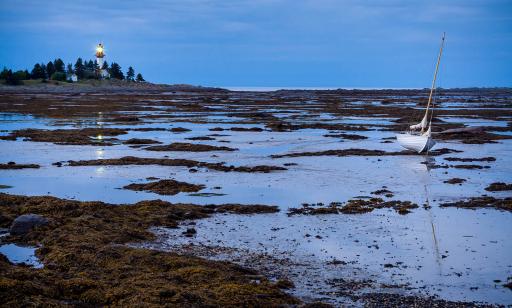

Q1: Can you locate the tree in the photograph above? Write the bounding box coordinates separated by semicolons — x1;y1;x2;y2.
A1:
126;66;135;81
51;72;67;81
136;73;145;82
101;61;108;70
31;63;45;79
54;58;65;73
46;61;56;78
66;63;73;75
41;63;47;79
74;58;84;79
85;60;94;71
109;62;124;80
4;69;23;85
0;67;9;79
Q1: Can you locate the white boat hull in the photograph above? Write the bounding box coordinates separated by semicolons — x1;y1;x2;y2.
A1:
396;133;436;153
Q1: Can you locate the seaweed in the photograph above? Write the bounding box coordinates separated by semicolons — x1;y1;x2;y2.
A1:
440;197;512;212
145;142;237;152
288;199;418;216
485;182;512;192
0;162;40;169
0;128;127;146
66;156;286;173
123;179;205;195
0;193;295;306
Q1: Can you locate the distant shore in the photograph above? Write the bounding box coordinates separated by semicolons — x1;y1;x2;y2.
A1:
0;79;510;94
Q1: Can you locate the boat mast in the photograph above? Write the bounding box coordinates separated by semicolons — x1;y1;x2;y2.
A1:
422;32;445;133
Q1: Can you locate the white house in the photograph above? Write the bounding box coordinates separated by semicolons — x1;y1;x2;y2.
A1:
68;74;78;82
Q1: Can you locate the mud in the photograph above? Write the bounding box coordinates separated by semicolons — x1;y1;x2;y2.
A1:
440;197;512;212
145;142;237;152
123;179;206;195
66;156;287;173
0;162;40;169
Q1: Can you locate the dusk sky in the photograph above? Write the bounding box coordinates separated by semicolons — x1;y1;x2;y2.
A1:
1;0;510;88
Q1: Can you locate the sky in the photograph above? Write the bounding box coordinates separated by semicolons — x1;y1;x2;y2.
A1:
0;0;511;88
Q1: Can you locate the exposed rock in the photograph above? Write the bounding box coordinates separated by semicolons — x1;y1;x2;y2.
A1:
10;214;49;236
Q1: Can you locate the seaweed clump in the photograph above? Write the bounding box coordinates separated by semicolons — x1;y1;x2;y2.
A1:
444;157;496;162
437;129;512;144
323;133;368;140
66;156;286;173
123;179;205;195
288;198;418;216
271;148;460;158
440;197;512;212
0;162;40;169
0;128;127;146
145;142;237;152
444;178;466;185
485;182;512;192
123;138;162;145
0;193;296;306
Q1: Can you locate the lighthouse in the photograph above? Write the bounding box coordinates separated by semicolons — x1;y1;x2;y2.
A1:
95;43;109;79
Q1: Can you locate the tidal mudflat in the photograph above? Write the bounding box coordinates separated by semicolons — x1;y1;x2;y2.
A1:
0;85;511;306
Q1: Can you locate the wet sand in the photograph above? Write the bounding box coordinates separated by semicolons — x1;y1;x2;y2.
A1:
0;85;511;306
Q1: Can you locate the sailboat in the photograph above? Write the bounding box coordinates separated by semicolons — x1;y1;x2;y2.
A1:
396;33;445;153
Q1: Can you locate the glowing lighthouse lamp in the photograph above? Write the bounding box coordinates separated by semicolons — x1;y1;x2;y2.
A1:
95;43;109;79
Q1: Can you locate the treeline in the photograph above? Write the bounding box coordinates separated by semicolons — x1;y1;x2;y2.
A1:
1;58;145;85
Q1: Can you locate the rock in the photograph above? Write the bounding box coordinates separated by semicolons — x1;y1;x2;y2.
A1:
182;228;197;237
10;214;48;236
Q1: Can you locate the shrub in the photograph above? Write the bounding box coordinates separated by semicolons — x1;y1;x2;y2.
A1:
51;72;67;81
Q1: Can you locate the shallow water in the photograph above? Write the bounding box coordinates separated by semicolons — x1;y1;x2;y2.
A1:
0;243;42;268
0;103;511;305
